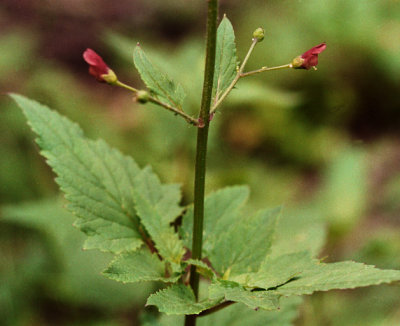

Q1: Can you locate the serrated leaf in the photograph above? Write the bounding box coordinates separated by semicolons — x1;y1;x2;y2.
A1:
212;15;238;103
232;251;315;290
133;167;185;263
11;94;143;254
209;280;280;311
103;248;179;283
134;45;186;109
210;207;280;277
181;186;249;256
146;284;221;315
276;260;400;296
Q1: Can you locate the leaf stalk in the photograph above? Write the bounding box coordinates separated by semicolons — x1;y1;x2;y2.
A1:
115;81;198;126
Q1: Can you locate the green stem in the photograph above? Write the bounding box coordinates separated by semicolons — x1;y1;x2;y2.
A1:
185;0;218;325
115;81;198;126
210;37;259;115
240;63;292;77
148;97;198;126
115;80;139;92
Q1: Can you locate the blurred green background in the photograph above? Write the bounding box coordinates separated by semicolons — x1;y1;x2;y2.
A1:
1;0;400;325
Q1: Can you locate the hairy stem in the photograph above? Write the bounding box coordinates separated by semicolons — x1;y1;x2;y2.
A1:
185;0;218;326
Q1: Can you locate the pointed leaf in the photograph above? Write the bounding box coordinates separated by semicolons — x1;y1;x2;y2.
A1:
209;280;280;311
277;260;400;296
103;248;179;283
212;15;238;102
11;94;142;254
133;167;184;263
134;45;186;109
210;207;280;276
146;284;221;315
181;186;249;255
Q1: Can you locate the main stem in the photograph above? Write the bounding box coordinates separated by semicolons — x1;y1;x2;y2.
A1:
185;1;218;326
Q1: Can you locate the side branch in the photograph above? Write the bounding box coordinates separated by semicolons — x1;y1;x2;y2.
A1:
115;80;199;126
240;64;292;77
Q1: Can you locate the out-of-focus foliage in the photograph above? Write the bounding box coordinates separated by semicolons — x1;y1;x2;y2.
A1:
1;199;153;325
1;0;400;325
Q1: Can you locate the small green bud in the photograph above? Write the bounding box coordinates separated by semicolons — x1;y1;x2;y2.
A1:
252;27;265;42
136;90;150;104
290;56;305;69
101;69;118;84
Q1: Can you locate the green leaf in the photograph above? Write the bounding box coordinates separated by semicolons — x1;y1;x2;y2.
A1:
181;186;249;256
146;284;221;315
209;280;279;311
213;15;238;102
103;248;179;283
232;251;315;290
11;94;142;254
210;207;280;277
134;45;186;109
133;167;184;263
185;259;217;280
276;260;400;296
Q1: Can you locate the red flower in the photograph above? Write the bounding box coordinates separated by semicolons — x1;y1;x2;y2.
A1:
292;42;327;70
83;48;117;83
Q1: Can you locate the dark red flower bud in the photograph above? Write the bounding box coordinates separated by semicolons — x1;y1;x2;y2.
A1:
83;48;117;83
291;42;327;70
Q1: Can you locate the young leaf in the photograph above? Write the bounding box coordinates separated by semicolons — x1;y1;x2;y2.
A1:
146;284;221;315
276;260;400;296
134;45;186;109
181;186;249;256
11;94;142;254
212;15;238;103
210;207;280;277
103;248;180;283
133;167;185;263
209;280;280;311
